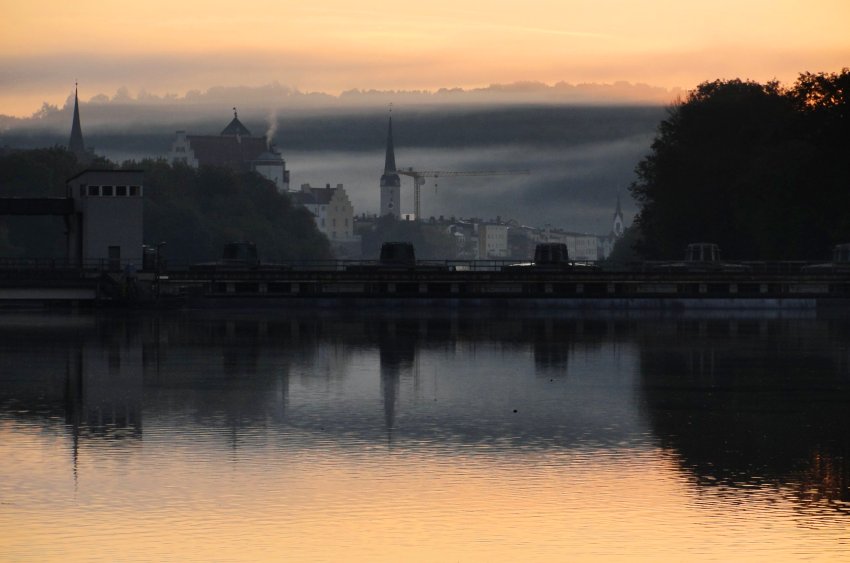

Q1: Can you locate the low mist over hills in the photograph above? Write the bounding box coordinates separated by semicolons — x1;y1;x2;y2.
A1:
0;83;669;233
1;80;677;127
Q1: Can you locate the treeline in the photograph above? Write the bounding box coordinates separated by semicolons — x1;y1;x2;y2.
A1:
0;148;331;263
630;69;850;260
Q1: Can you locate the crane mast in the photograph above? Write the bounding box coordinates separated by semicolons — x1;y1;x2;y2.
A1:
396;168;530;221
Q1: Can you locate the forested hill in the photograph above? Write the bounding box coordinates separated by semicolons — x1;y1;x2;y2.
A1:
630;70;850;261
0;148;331;263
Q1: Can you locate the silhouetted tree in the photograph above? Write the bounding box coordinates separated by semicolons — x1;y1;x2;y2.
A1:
129;159;332;264
630;70;849;260
604;225;642;269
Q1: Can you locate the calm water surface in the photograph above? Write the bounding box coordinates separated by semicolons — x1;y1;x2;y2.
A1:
1;310;848;561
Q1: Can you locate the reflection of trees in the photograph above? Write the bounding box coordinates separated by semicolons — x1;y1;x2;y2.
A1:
637;319;850;513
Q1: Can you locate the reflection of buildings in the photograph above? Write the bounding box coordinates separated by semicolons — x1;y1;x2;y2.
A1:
0;317;145;444
377;321;417;440
65;342;143;439
532;319;573;372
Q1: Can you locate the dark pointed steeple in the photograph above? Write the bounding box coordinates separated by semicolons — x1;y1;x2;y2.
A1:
68;83;86;161
380;117;400;188
384;116;396;173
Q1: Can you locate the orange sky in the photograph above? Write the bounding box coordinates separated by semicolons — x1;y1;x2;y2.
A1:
1;0;849;116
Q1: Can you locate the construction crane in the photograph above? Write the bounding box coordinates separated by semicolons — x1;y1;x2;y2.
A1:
396;168;530;221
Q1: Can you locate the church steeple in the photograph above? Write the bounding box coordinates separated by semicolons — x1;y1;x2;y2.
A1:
379;116;401;218
612;194;625;237
68;83;86;161
384;116;397;173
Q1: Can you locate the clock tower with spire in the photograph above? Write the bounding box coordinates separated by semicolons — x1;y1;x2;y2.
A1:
379;117;401;218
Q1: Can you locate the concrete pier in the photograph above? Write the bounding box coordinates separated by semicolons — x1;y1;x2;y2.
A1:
1;262;849;309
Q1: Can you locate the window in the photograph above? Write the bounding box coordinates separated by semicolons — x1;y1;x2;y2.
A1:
102;186;114;196
88;185;99;196
129;186;140;196
116;186;127;196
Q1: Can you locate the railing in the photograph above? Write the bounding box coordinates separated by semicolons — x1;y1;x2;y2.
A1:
635;260;818;274
0;257;148;274
2;256;839;276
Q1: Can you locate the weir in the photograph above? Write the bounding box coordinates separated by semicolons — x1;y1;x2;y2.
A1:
3;261;848;308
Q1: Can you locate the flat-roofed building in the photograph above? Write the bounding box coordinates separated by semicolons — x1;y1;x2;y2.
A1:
478;223;509;259
66;170;144;268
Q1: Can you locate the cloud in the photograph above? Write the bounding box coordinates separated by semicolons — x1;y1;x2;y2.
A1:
6;42;847;117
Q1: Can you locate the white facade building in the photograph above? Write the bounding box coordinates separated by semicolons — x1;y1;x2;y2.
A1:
478;224;509;259
538;228;600;261
292;183;356;241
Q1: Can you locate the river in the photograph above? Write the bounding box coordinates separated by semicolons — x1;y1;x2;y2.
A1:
1;309;848;561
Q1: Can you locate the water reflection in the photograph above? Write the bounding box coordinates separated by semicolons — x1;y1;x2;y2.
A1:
0;312;644;455
637;318;850;514
1;311;849;560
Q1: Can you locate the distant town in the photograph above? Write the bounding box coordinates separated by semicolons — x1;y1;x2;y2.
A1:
166;107;626;260
56;86;628;262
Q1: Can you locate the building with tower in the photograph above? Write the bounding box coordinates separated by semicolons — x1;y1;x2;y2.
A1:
170;109;290;191
379;117;401;218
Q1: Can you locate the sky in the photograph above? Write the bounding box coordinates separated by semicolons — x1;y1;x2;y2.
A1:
2;0;849;117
